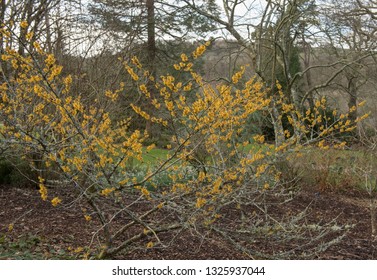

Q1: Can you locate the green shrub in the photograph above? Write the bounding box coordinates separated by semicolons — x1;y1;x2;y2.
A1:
0;158;13;185
0;157;36;188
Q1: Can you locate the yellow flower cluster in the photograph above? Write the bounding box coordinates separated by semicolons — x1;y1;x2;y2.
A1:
105;90;118;102
196;197;207;208
8;223;14;232
124;63;139;81
131;56;142;69
39;183;48;201
0;33;153;209
20;21;28;29
51;197;62;207
192;41;210;59
101;187;115;196
232;66;246;84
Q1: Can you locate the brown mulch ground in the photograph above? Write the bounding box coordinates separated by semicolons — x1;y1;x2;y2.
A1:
0;184;376;259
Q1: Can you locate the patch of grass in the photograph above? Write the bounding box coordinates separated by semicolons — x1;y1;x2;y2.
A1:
122;148;171;171
241;142;273;153
291;146;377;192
141;148;171;164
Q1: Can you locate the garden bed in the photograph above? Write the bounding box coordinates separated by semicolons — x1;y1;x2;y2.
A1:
1;185;376;260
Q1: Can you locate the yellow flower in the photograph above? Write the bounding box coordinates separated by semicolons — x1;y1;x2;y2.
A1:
125;64;139;81
146;241;154;248
141;187;150;197
8;223;14;232
276;81;283;90
45;54;56;66
183;62;192;71
101;187;115;196
173;64;181;70
20;21;28;29
51;197;62;207
84;215;92;222
49;65;63;79
232;66;245;84
181;53;189;62
147;144;156;151
26;31;34;41
165;100;174;112
33;41;40;49
196;197;206;208
74;247;84;253
139;84;148;93
39;183;48;201
255;164;268;177
211;177;222;194
61;165;71;173
192;44;207;59
157;202;164;209
253;134;265;144
183;82;192;91
131;56;142;69
105;90;118;101
198;171;206;182
317;140;329;150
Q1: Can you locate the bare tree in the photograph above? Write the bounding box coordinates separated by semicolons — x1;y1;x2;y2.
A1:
182;0;377;145
318;0;377;122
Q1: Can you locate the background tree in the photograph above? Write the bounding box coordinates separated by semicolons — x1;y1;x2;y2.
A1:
87;0;217;135
182;0;376;144
318;0;377;123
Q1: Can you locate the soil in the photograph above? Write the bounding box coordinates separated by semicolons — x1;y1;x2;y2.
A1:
0;184;376;260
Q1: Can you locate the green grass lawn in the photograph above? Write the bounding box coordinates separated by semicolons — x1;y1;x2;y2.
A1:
141;147;171;164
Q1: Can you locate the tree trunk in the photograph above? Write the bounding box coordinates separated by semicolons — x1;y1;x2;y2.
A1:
145;0;157;137
0;0;7;78
302;40;315;112
45;9;53;53
271;98;285;147
18;0;33;57
347;76;357;123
